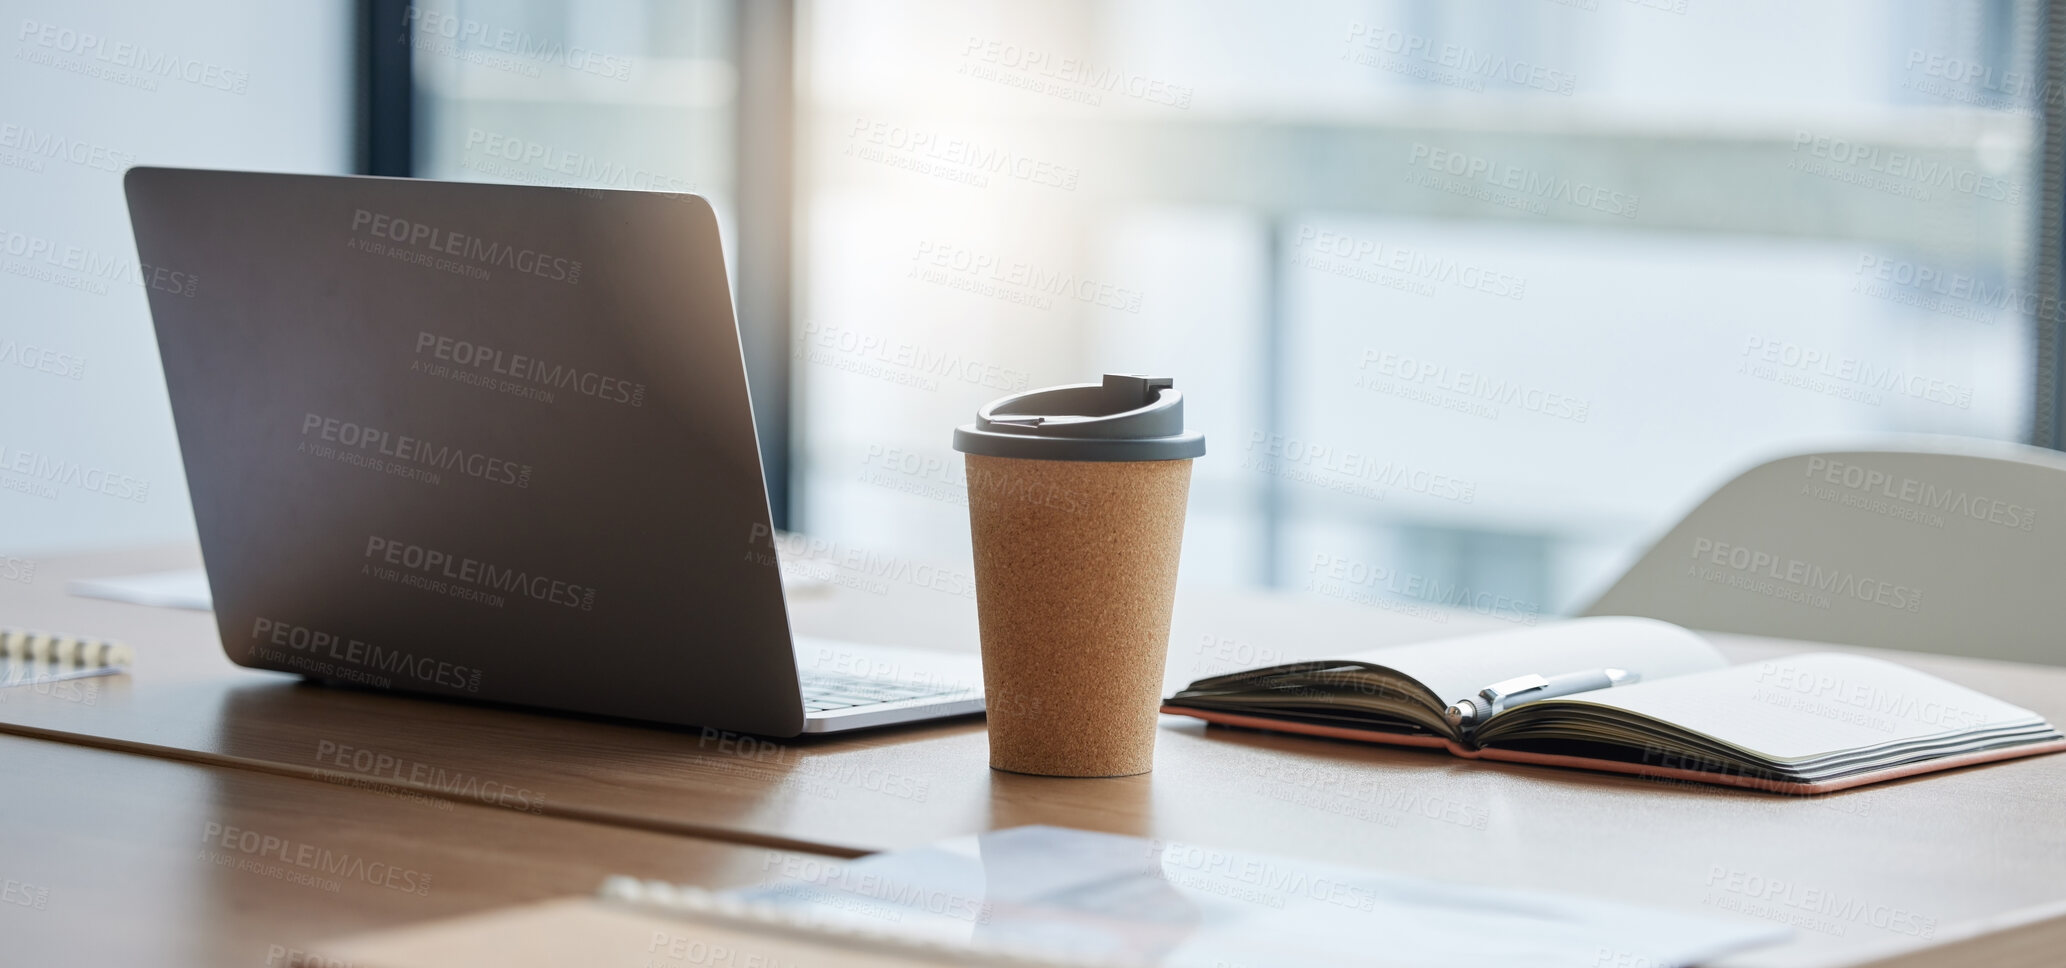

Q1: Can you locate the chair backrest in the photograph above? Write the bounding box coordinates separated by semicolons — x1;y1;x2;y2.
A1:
1583;438;2066;666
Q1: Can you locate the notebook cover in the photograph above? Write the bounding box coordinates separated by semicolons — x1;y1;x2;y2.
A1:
1160;705;2066;794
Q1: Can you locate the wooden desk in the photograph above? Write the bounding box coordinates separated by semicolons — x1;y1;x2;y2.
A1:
0;732;826;967
5;544;2065;967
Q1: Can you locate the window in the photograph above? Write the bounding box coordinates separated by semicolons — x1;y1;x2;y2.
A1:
788;0;2040;618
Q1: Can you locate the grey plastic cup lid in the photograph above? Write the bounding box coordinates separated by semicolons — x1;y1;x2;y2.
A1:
952;374;1206;462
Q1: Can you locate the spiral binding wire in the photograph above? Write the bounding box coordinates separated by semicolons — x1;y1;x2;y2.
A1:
0;628;133;667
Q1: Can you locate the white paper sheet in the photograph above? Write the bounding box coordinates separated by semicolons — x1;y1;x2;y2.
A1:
728;825;1787;968
68;569;214;611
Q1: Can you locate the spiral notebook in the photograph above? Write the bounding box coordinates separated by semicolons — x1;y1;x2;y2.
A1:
1161;617;2066;794
0;628;132;688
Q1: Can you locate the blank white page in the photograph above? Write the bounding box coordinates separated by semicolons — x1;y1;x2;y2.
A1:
1546;652;2046;763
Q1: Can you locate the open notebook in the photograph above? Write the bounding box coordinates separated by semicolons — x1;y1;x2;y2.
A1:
1161;617;2066;793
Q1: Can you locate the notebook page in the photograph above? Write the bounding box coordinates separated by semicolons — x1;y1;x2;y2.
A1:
1337;616;1726;709
1543;652;2046;763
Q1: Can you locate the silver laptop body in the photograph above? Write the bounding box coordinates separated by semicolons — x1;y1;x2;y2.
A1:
125;167;982;737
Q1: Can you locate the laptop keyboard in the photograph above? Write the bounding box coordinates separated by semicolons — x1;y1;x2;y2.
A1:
798;669;970;714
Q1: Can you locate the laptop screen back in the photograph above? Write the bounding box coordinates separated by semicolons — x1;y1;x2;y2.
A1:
125;168;804;735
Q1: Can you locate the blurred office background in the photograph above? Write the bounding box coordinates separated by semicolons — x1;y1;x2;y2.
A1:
1;0;2051;617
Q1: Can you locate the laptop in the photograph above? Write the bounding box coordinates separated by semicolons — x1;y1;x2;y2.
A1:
124;167;984;736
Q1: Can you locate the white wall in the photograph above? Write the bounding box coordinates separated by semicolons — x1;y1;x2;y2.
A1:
0;0;353;555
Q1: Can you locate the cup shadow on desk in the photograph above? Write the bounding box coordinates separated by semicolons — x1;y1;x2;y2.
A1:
983;760;1155;838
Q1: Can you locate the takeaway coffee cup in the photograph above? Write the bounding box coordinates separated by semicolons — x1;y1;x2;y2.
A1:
953;374;1205;777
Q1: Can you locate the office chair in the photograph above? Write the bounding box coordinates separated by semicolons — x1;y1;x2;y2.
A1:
1583;437;2066;666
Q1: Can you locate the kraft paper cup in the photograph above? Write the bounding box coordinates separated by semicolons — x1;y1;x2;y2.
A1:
953;374;1205;777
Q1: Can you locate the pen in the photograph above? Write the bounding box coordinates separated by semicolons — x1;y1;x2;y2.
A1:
1444;668;1637;727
